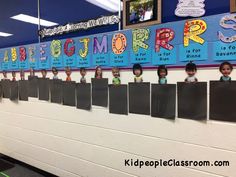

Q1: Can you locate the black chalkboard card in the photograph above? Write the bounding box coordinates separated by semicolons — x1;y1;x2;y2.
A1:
109;84;128;115
76;83;91;110
28;76;38;98
50;79;63;104
10;81;19;101
151;84;176;119
129;82;150;115
177;82;207;120
63;81;76;107
38;78;50;101
2;79;10;98
19;80;29;101
92;78;108;107
210;81;236;122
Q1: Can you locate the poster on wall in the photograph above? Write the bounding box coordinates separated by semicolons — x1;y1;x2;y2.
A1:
212;41;236;61
63;39;77;68
130;29;152;64
50;40;64;68
175;0;205;17
77;37;91;68
28;44;39;70
38;42;50;69
1;13;236;71
152;28;177;65
1;49;11;71
110;33;129;67
10;47;19;70
19;46;29;70
92;35;109;66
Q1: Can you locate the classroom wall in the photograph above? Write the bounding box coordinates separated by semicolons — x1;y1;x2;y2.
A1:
0;68;235;177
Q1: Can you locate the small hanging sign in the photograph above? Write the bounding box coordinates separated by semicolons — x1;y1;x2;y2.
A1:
175;0;205;17
39;15;120;38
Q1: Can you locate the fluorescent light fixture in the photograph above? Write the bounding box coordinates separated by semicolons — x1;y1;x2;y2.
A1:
0;32;13;37
86;0;123;12
11;14;58;27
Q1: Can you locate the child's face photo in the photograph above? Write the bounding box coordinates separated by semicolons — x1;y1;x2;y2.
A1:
97;68;102;76
20;72;24;78
159;69;166;77
186;70;196;77
30;68;35;76
3;72;7;78
42;70;47;77
221;64;232;77
113;71;119;78
53;71;58;76
134;69;141;76
66;70;71;76
80;70;86;77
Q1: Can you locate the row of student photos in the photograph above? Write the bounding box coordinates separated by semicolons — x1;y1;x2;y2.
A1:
0;61;235;123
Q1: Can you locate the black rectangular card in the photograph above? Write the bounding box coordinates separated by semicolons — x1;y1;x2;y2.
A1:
129;82;150;115
28;76;38;98
151;84;176;119
19;80;29;101
109;85;128;115
63;81;76;106
92;78;108;107
10;81;19;101
50;79;63;104
177;82;207;120
2;79;10;98
76;83;91;110
38;78;50;101
210;81;236;122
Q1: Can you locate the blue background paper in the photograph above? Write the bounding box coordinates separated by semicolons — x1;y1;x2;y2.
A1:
152;48;177;65
212;41;236;61
38;42;51;69
28;44;39;70
179;43;208;62
1;13;236;71
1;48;11;71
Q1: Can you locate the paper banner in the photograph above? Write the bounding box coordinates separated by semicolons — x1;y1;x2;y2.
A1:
130;29;151;63
1;49;10;71
39;43;50;69
110;33;129;67
179;42;208;61
10;47;19;70
77;37;91;68
19;46;29;70
63;39;77;67
152;47;177;65
184;19;207;47
50;40;64;68
92;35;109;66
212;41;236;61
28;44;39;70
